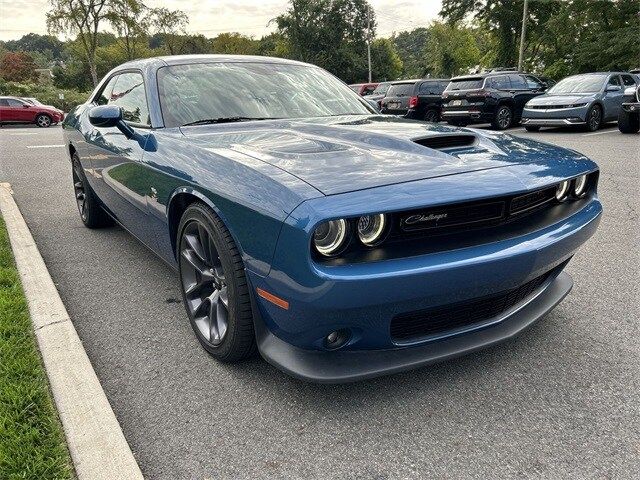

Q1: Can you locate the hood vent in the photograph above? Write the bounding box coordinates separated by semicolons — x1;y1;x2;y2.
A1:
412;134;477;150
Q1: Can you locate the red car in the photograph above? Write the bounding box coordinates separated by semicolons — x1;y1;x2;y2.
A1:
348;82;379;96
0;96;63;127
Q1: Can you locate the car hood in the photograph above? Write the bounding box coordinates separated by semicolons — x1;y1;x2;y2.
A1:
526;93;597;106
180;115;581;195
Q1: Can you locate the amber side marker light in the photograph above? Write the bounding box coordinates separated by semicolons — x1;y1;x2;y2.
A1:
256;288;290;310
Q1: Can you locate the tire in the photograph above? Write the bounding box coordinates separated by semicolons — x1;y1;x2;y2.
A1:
72;154;112;228
177;202;256;362
585;104;602;132
35;114;52;128
447;120;467;127
618;110;640;133
525;126;540;132
491;105;512;130
424;109;439;123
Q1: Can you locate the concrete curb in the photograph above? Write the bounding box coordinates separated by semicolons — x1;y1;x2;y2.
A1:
0;183;144;480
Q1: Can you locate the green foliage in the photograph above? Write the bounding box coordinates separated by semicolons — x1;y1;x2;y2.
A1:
149;7;189;55
392;28;430;78
424;22;482;77
370;38;402;81
0;78;89;111
275;0;375;83
0;216;73;480
211;33;259;55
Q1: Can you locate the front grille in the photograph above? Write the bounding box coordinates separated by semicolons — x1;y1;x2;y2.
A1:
528;105;571;110
413;134;476;150
390;263;565;342
510;187;556;215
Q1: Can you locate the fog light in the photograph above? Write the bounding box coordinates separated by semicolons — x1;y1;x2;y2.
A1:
324;329;350;350
555;180;570;202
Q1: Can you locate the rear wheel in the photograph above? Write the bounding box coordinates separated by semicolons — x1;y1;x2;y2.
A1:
618;110;640;133
585;104;602;132
72;155;112;228
491;105;512;130
35;114;52;128
177;203;256;362
525;125;540;132
424;109;439;123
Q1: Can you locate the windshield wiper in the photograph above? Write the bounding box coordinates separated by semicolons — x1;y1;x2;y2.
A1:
181;116;268;126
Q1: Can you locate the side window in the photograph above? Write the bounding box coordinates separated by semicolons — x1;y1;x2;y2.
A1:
525;75;542;89
418;82;437;94
96;76;119;106
109;72;150;126
438;82;448;93
508;74;528;89
491;75;510;90
0;99;8;106
607;75;621;87
362;86;375;95
621;74;636;87
7;98;26;107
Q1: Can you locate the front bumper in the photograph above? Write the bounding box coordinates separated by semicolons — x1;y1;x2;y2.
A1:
521;106;589;126
254;271;573;383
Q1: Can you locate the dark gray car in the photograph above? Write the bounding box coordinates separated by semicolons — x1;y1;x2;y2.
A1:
522;72;638;131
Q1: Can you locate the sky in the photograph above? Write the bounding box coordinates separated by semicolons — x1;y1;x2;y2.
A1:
0;0;443;42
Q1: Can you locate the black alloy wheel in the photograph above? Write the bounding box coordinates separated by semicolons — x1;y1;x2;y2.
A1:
71;155;112;228
492;105;512;130
586;104;602;132
177;203;256;361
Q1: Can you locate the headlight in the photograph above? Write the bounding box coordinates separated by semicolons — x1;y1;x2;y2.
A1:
555;180;570;202
357;214;388;246
573;174;588;197
569;103;588;108
313;219;348;256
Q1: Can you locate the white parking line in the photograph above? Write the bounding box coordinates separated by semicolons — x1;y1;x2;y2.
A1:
26;144;65;149
582;129;619;137
8;132;39;136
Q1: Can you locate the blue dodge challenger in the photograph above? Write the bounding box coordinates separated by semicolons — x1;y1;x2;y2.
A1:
62;55;602;382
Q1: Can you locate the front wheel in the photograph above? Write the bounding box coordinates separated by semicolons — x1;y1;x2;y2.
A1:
177;203;256;362
72;155;112;228
35;114;52;128
491;105;512;130
586;104;602;132
618;110;640;133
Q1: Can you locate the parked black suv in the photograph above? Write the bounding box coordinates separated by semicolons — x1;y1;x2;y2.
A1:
405;78;450;122
380;80;419;115
441;72;548;129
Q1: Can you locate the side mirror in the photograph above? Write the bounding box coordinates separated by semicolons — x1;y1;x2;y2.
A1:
605;85;621;92
623;86;636;96
23;104;30;108
89;105;135;139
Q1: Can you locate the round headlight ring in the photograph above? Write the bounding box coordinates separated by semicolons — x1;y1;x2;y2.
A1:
555;180;570;202
573;174;588;198
313;219;348;256
357;213;388;246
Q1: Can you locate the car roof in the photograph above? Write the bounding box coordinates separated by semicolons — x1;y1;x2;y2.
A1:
417;78;450;82
117;54;312;71
390;79;421;85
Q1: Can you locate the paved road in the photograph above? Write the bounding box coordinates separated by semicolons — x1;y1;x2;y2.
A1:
1;123;638;479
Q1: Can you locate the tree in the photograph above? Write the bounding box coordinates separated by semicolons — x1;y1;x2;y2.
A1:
275;0;375;83
150;7;189;55
392;28;430;78
370;38;402;81
106;0;149;60
46;0;111;86
0;51;39;82
424;22;482;77
211;33;259;55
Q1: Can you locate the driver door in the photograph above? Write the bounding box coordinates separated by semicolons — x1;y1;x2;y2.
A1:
603;75;623;120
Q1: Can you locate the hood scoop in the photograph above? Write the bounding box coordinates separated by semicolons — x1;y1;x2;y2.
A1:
412;134;477;150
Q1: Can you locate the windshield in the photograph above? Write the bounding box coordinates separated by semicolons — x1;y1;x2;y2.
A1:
547;75;607;94
370;83;390;95
157;62;373;127
446;78;484;91
387;83;414;97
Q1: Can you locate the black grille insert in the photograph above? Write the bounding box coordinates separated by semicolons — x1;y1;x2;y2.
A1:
390;264;565;342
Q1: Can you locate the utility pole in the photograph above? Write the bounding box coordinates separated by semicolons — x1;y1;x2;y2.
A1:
367;6;372;82
517;0;529;72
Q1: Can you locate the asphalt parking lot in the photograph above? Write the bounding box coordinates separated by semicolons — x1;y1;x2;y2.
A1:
0;122;638;479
